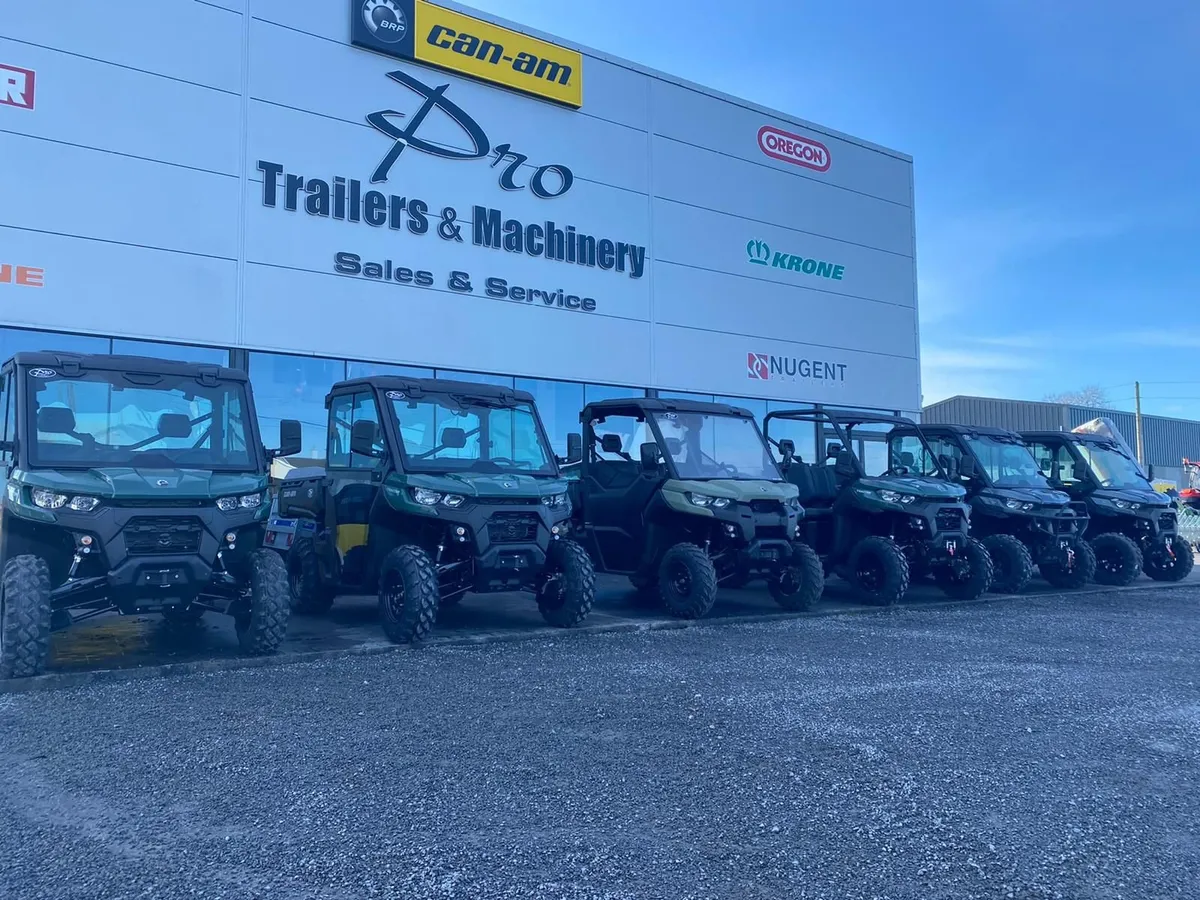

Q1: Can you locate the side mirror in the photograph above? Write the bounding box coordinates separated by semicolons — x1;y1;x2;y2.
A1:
277;419;302;458
600;433;623;455
825;441;843;461
441;426;467;450
778;438;795;462
639;441;660;471
1147;463;1156;480
350;419;379;457
957;455;975;480
564;432;582;465
1070;462;1085;481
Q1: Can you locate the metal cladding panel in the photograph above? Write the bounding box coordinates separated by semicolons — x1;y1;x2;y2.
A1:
921;397;1068;432
2;0;916;411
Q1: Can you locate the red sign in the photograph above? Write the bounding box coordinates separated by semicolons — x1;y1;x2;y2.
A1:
0;264;44;287
747;353;770;381
757;125;830;172
0;63;35;110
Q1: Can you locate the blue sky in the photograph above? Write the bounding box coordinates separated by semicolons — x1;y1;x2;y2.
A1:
469;0;1199;417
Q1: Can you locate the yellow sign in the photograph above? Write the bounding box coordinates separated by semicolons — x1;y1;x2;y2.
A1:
352;0;583;109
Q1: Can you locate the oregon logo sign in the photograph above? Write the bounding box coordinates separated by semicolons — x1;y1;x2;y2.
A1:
350;0;583;108
758;125;830;172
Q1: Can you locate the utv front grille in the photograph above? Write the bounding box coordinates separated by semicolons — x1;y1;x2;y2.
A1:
124;517;204;555
750;500;784;515
111;498;212;509
475;497;537;506
486;512;540;544
1161;512;1177;531
934;508;963;532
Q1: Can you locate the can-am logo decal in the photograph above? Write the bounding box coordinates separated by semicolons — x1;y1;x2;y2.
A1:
256;70;646;316
747;352;847;383
350;0;584;108
0;63;35;110
746;239;845;282
757;125;830;173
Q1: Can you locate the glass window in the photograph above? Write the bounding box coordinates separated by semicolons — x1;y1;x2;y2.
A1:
960;435;1048;488
716;396;768;422
328;394;352;469
515;378;583;457
585;383;644;404
111;339;228;366
346;360;433;380
765;401;817;465
587;413;646;462
0;327;109;360
1029;442;1085;486
652;411;778;480
436;369;514;388
860;440;890;477
0;370;11;468
249;352;345;461
657;390;715;403
30;369;251;469
890;434;936;476
350;392;384;469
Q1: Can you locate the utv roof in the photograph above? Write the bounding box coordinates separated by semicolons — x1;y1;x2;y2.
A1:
766;407;917;427
5;351;248;381
582;397;755;418
900;422;1021;439
1020;430;1119;444
330;375;536;405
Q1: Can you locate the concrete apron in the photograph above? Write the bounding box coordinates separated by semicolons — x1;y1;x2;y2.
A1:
4;565;1200;695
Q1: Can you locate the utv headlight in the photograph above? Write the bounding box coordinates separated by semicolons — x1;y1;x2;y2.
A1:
687;493;730;509
879;490;917;504
68;496;100;512
32;489;68;510
1004;500;1035;512
412;488;442;507
1108;498;1140;510
217;494;263;512
443;494;466;508
543;492;569;509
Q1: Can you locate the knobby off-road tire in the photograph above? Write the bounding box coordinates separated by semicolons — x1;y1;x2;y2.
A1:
288;537;336;615
847;536;910;606
537;539;596;628
1040;537;1096;590
982;534;1035;594
0;555;52;679
938;537;995;601
769;540;825;611
1144;534;1196;583
1091;532;1143;587
378;545;440;644
235;549;291;655
658;542;718;620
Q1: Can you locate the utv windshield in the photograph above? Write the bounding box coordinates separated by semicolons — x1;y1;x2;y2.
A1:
962;434;1050;489
1074;441;1148;490
28;369;254;470
388;391;555;476
652;412;779;481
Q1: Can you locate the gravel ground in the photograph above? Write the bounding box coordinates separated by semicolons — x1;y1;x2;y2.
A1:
4;588;1200;900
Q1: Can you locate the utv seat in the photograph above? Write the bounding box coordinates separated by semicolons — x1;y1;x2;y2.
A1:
788;463;840;510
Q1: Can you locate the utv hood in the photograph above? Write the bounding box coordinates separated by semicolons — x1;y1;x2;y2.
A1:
858;475;966;500
15;467;267;500
980;486;1071;507
401;471;568;500
664;479;799;502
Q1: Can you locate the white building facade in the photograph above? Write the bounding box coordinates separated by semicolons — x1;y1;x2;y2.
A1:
1;0;920;463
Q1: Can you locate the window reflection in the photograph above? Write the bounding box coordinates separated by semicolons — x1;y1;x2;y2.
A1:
347;360;433;380
248;352;345;460
111;339;228;366
436;369;514;388
585;383;645;404
657;390;715;403
0;328;109;359
515;378;584;455
716;395;767;421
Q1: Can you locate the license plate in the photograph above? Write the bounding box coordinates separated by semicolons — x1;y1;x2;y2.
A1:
760;548;780;560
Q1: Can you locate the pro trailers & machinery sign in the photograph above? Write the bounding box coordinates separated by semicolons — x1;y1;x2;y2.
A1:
350;0;584;108
257;69;646;315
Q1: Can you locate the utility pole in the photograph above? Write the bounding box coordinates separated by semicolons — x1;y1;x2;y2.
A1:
1135;381;1145;467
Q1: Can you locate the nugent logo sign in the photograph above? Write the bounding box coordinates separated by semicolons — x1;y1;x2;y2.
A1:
757;126;830;173
747;352;847;383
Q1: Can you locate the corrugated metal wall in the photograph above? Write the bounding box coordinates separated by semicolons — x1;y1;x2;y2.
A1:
922;395;1200;486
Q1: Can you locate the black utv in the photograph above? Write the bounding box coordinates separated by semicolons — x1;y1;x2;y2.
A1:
281;376;595;642
888;424;1096;593
0;352;301;679
1022;431;1193;586
565;397;823;619
762;408;993;605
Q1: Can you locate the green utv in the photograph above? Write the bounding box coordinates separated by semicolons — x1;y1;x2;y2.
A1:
1021;430;1193;586
762;408;993;605
0;352;301;679
887;424;1096;593
565;397;824;619
280;377;595;641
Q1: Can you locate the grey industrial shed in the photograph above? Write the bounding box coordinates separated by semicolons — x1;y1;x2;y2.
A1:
921;395;1200;487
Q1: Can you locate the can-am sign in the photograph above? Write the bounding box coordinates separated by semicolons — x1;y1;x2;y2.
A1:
350;0;583;108
757;125;830;173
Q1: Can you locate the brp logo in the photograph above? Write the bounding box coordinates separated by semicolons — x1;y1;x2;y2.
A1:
361;0;408;44
747;239;770;266
747;353;770;381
